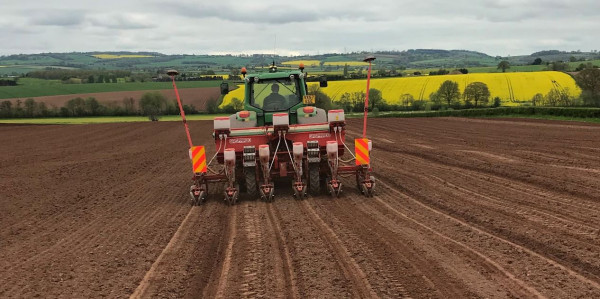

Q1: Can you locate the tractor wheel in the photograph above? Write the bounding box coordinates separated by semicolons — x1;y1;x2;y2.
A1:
308;164;321;195
244;167;259;199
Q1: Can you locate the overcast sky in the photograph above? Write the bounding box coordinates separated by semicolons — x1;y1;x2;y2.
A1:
1;0;598;57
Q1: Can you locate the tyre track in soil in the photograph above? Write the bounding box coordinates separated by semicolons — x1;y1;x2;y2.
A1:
373;177;600;298
364;119;600;202
0;122;212;298
370;144;600;280
130;200;229;298
4;118;600;298
131;204;204;298
0;125;180;256
374;151;600;244
324;188;541;299
347;118;600;297
347;186;545;298
265;202;300;299
200;200;297;299
296;199;379;298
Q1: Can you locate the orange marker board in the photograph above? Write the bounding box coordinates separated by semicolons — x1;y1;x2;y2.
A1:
191;146;207;173
355;138;370;165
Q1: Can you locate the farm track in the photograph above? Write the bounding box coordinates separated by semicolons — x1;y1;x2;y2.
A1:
2;117;600;298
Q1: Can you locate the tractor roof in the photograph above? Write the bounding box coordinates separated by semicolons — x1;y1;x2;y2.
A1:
245;70;304;80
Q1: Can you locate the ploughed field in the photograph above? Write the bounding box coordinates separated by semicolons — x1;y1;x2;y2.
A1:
1;118;600;298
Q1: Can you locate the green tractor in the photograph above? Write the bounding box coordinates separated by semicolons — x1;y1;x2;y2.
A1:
194;63;374;204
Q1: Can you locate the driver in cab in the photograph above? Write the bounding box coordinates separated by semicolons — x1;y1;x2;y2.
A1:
263;83;286;110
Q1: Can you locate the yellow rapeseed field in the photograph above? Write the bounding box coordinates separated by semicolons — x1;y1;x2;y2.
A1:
324;61;369;66
92;54;154;59
282;60;370;67
221;71;580;108
281;60;321;67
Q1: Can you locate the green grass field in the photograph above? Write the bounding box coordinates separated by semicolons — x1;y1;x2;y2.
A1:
0;78;223;99
3;110;599;125
0;114;228;124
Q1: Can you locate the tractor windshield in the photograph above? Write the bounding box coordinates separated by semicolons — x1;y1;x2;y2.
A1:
250;77;301;112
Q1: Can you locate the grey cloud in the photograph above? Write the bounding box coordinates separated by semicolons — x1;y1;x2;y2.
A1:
88;14;157;29
29;9;85;26
165;2;322;24
160;1;395;24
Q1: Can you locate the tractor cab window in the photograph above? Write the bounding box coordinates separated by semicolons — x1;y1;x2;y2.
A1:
250;78;301;111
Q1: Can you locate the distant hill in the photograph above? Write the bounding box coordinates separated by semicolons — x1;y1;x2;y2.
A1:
0;49;598;76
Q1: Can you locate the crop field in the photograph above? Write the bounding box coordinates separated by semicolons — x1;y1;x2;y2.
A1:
1;117;600;298
0;114;228;124
406;59;600;75
281;60;321;67
281;60;370;67
222;71;580;107
92;54;155;59
324;61;370;66
0;78;222;99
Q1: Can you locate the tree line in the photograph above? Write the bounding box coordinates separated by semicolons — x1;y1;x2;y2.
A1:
306;67;600;113
0;92;210;120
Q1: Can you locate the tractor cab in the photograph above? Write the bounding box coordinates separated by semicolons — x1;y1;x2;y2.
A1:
244;71;307;126
221;65;327;126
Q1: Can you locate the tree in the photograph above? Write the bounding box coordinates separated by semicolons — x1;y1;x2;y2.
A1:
400;94;414;109
368;88;383;110
343;64;349;78
463;82;490;107
88;75;95;83
492;97;502;107
436;80;461;107
308;85;333;111
37;102;49;117
0;100;12;117
531;93;543;106
139;92;167;121
548;61;569;71
497;60;510;72
339;92;353;112
122;97;136;115
84;97;100;115
66;97;86;116
231;98;244;111
24;98;36;117
574;68;600;106
532;58;542;65
350;91;366;112
205;98;219;114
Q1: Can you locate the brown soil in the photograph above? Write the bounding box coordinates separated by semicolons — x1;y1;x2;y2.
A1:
1;117;600;298
5;87;220;110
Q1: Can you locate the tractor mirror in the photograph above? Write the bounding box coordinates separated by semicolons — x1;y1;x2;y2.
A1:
319;76;328;88
220;83;229;95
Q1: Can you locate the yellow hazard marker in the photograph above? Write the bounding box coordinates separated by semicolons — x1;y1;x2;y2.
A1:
191;146;207;173
355;138;370;165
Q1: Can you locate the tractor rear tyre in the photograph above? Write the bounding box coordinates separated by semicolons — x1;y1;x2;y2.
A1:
244;167;259;198
308;164;321;195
